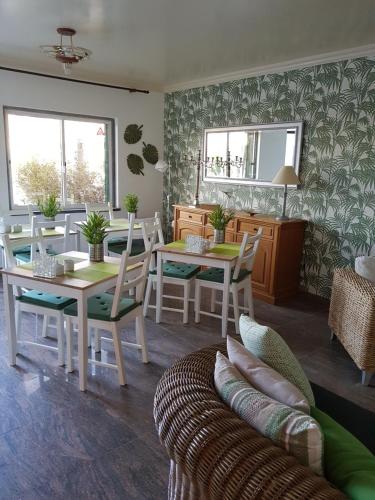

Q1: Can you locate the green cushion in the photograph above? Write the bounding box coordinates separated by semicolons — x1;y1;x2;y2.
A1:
14;248;57;263
107;237;127;246
12;245;32;255
311;406;375;499
16;290;76;310
149;262;200;280
240;316;316;406
196;267;250;283
108;238;145;256
64;292;140;321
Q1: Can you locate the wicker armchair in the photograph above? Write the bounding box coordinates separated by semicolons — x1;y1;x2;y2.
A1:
329;268;375;385
154;344;343;499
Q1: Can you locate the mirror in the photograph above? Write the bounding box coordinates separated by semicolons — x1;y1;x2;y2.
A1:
203;121;303;186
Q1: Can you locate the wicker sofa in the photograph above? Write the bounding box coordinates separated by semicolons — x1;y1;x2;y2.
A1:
154;344;344;499
329;268;375;385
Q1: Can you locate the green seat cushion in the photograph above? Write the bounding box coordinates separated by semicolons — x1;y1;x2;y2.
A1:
14;248;57;263
196;267;250;283
149;262;200;280
64;292;140;322
108;238;145;256
16;290;76;310
12;245;32;255
107;236;127;246
311;406;375;499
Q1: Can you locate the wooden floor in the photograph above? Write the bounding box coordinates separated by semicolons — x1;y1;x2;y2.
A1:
0;285;374;499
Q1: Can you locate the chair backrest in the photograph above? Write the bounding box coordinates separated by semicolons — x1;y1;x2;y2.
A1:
232;228;263;280
110;223;156;319
127;211;164;256
31;214;71;253
85;202;114;220
2;228;45;268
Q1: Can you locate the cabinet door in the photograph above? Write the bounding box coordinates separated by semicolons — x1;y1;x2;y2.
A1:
251;239;273;292
176;220;203;240
237;234;272;292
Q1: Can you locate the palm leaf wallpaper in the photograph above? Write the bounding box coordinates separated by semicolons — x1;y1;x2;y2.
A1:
164;57;375;297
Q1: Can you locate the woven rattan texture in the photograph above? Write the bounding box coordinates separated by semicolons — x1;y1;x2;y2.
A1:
329;268;375;371
154;344;344;499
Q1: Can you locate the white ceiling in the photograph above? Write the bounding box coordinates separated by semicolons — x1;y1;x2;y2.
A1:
0;0;375;91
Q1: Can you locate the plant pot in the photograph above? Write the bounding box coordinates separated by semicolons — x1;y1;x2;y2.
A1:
89;243;104;262
128;211;137;220
44;216;55;229
213;229;224;244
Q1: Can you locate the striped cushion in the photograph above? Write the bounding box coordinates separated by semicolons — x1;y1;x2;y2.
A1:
214;352;323;475
239;315;315;406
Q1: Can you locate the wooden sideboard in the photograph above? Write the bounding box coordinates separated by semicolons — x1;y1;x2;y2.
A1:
173;204;306;304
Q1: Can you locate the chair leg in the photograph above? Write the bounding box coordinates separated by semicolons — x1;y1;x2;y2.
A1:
183;281;190;324
210;289;216;313
15;303;21;353
362;371;373;386
246;278;254;319
56;314;65;366
94;328;101;353
232;285;240;334
112;324;126;386
194;281;201;323
143;277;153;317
136;313;148;363
42;315;48;338
66;317;74;373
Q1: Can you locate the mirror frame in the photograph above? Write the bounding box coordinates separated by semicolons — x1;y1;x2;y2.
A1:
202;121;303;186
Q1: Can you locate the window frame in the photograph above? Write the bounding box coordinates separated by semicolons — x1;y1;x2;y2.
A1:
4;106;116;211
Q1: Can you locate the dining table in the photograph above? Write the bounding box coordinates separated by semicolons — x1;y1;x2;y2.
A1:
1;250;141;391
74;218;142;252
155;240;249;337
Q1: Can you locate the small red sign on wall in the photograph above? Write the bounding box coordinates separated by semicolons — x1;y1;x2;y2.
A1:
97;127;105;135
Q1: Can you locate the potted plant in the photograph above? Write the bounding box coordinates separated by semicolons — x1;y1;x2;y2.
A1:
124;193;139;219
208;205;235;244
37;194;60;225
80;212;110;262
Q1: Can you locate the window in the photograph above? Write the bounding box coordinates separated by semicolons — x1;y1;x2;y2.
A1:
4;107;114;209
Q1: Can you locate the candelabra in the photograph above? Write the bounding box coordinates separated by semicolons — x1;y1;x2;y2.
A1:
184;150;243;206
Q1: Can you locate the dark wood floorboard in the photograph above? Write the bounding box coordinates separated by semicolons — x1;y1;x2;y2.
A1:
0;284;374;499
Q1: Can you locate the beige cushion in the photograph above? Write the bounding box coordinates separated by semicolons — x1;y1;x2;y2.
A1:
227;335;310;414
355;255;375;284
239;315;315;406
214;352;324;475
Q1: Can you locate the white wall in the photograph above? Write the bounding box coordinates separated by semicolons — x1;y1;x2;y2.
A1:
0;70;164;223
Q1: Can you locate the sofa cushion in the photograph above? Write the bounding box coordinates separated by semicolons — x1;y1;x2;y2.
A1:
214;352;323;475
239;315;315;406
355;255;375;284
312;406;375;500
227;335;310;414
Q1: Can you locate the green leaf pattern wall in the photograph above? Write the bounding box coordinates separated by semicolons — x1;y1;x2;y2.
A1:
164;57;375;297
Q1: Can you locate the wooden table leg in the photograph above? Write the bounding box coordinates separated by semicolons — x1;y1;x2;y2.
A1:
3;275;17;365
77;295;88;391
156;251;163;324
221;262;231;338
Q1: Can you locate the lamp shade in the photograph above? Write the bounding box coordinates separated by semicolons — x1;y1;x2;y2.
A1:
272;165;300;185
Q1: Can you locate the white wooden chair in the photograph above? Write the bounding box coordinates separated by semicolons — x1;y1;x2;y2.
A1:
85;202;114;220
2;230;76;366
143;213;201;324
64;221;156;385
194;229;262;333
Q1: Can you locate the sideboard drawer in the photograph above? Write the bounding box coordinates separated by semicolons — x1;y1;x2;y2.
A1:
238;220;274;239
179;210;204;224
